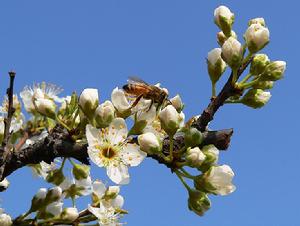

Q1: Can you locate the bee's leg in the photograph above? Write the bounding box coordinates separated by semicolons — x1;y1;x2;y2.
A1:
129;94;143;109
147;100;154;112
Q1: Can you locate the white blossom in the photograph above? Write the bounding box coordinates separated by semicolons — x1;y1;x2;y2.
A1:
86;118;146;184
186;147;206;168
79;88;99;116
60;207;79;222
221;37;243;68
244;23;270;53
138;132;161;154
158;105;181;135
0;209;12;226
88;205;122;226
204;165;236;195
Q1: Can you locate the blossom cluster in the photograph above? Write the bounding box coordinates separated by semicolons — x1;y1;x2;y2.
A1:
0;5;286;226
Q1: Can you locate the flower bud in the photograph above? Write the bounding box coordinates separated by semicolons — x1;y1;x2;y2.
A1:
45;187;62;203
138;132;161;154
201;145;219;166
45;201;63;217
259;61;286;81
79;88;99;118
60;207;79;222
186;147;206;168
217;30;237;46
252;81;274;90
0;178;9;191
95;101;115;127
207;48;227;84
221;37;243;69
200;165;236;196
0;212;12;226
244;23;270;53
158;105;181;136
188;189;211;216
35;99;56;119
105;186;120;199
214;5;234;36
170;94;184;112
30;188;47;212
46;169;65;186
72;163;90;180
250;54;270;75
184;127;203;147
241;89;271;109
248;17;266;27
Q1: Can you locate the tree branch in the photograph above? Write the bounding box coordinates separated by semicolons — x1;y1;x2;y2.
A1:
193;56;253;132
0;126;233;181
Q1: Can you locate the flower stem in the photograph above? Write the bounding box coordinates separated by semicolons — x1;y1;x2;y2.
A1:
239;73;252;84
231;69;238;86
180;168;197;179
56;116;71;131
175;170;192;192
211;82;216;98
224;99;242;104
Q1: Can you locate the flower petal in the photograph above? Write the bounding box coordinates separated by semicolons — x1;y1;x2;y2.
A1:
92;180;106;198
86;124;103;147
111;87;130;112
120;143;147;167
107;163;130;185
88;147;104;167
107;118;128;145
111;195;124;209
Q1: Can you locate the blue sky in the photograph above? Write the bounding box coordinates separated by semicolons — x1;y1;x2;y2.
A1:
0;1;299;226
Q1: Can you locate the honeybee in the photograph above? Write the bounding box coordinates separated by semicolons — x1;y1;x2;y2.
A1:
123;77;169;110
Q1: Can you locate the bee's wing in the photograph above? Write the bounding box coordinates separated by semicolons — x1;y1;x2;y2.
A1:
127;76;149;85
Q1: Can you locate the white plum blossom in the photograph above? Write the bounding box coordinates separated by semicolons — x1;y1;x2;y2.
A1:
79;88;99;117
60;176;92;198
111;87;131;113
60;207;79;222
88;205;122;226
45;201;63;217
186;147;206;168
204;165;236;196
31;159;56;179
20;82;62;113
138;132;161;154
221;37;243;68
214;6;234;36
86;118;146;184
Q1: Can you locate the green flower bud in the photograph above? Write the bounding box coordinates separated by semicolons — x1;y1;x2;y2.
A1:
184;127;203;147
46;169;65;186
214;6;235;37
188;189;211;216
250;54;270;75
252;81;274;90
241;89;271;109
207;48;227;84
260;61;286;81
170;94;184;112
72;164;90;180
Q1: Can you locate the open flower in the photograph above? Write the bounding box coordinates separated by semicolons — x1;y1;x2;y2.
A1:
88;205;122;226
20;82;62;113
86;118;146;184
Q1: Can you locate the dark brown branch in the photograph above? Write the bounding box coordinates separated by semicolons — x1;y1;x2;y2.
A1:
0;127;232;181
193;57;254;132
2;71;16;146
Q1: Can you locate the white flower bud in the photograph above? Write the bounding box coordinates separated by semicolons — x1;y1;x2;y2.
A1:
35;99;56;119
186;147;206;168
202;145;219;165
36;188;48;200
158;105;181;136
30;188;48;212
248;17;266;27
46;201;63;217
95;101;115;127
241;89;271;108
0;213;12;226
170;94;184;112
0;178;9;190
250;54;270;75
60;207;79;222
217;30;237;46
260;61;286;81
221;37;243;68
244;23;270;53
214;6;234;36
207;48;227;84
111;87;130;113
138;132;161;154
204;165;236;196
79;88;99;118
46;186;62;203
